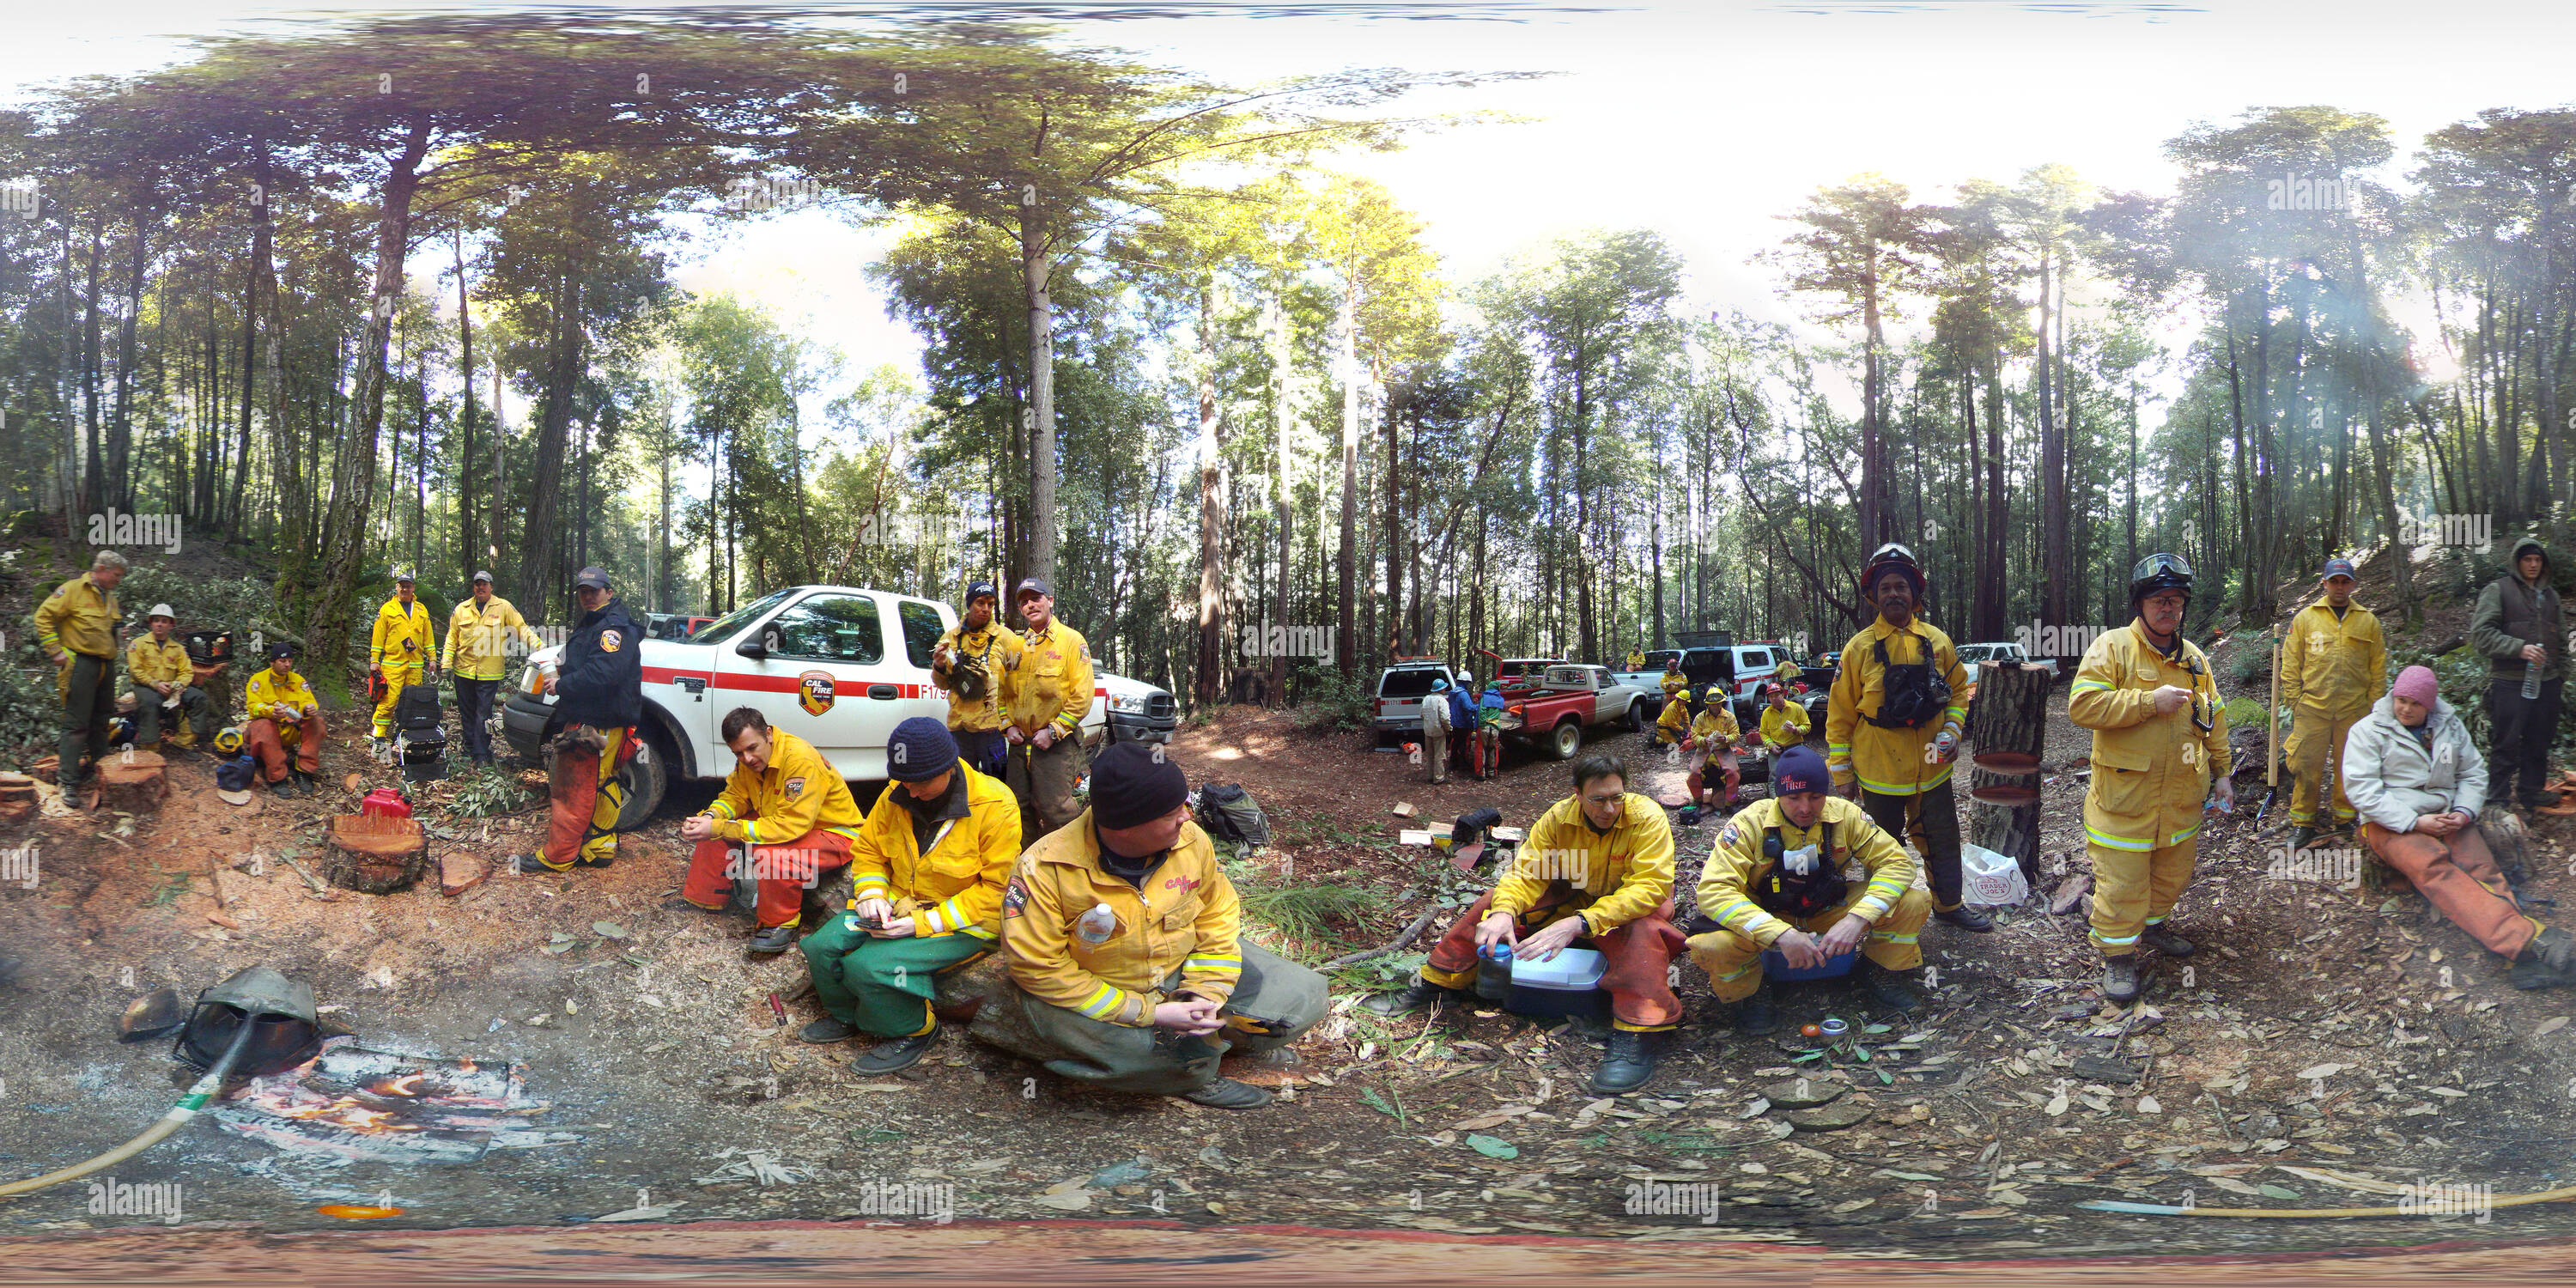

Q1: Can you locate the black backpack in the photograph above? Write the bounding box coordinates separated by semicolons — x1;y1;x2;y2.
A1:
1862;630;1953;730
1194;782;1272;848
1750;820;1846;919
396;683;442;732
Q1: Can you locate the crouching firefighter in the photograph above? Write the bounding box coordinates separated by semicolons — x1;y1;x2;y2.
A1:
509;567;644;875
1366;753;1686;1095
798;718;1022;1074
674;707;867;954
2068;553;2232;1003
973;742;1328;1109
1686;746;1931;1034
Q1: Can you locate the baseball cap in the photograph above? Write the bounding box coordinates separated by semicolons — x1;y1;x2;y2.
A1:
1014;577;1053;602
392;568;415;584
964;580;997;605
471;570;494;585
267;641;295;660
2321;556;2357;581
574;567;612;591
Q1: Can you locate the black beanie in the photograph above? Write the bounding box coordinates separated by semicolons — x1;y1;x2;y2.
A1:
1091;741;1188;829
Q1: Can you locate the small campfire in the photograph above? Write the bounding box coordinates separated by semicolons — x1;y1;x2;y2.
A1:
211;1038;580;1164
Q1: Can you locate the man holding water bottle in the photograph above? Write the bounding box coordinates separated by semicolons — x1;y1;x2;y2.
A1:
2468;538;2570;817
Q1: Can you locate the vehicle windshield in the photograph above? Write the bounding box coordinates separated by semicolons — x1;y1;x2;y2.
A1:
1379;668;1449;699
687;588;796;647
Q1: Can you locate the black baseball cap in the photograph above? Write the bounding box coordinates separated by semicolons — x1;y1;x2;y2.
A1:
1014;577;1053;603
964;580;998;605
573;567;612;591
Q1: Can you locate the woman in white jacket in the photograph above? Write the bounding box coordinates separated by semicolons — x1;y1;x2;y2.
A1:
2344;665;2573;987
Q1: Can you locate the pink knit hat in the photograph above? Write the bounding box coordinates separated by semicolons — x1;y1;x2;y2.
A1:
2392;665;2439;708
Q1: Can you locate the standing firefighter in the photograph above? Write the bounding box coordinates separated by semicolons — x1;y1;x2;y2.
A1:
975;742;1328;1109
509;568;644;875
1005;578;1093;841
2280;556;2387;849
1825;544;1985;933
1421;675;1455;785
1366;753;1686;1094
368;570;438;757
2467;538;2570;815
443;571;543;765
1688;746;1931;1034
2069;553;2232;1003
931;580;1024;779
33;550;126;793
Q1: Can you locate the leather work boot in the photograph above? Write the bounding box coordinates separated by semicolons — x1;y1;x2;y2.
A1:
1183;1078;1273;1109
2291;825;2318;852
2141;924;2196;957
748;924;799;954
2511;927;2576;990
851;1028;938;1076
799;1016;858;1044
1591;1029;1659;1095
2103;954;2142;1003
1862;960;1925;1012
1720;983;1780;1036
1935;904;1994;933
1364;979;1464;1017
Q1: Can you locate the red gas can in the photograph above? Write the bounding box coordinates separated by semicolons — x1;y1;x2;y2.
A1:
360;787;412;820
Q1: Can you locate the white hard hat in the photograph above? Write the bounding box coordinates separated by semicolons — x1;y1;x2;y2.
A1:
1459;671;1475;686
146;604;175;620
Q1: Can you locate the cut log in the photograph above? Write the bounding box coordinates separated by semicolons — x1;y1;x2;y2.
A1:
95;750;167;812
0;774;37;805
324;812;430;895
1965;661;2050;889
439;853;489;897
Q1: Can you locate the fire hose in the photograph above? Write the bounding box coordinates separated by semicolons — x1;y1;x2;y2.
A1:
0;1017;258;1199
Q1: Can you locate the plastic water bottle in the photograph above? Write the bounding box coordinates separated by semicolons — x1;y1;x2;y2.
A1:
2526;658;2543;701
1077;902;1117;945
1475;943;1514;1003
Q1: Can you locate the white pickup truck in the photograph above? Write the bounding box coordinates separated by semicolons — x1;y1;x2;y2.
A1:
499;584;1177;829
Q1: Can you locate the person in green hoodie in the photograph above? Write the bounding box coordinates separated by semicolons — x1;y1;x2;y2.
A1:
2467;538;2570;816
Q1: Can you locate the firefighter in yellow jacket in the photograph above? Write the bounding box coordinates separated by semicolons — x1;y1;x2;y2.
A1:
2069;554;2233;1003
794;718;1022;1075
1688;745;1931;1034
125;604;211;751
1367;752;1686;1093
975;742;1327;1109
1656;688;1692;746
368;571;438;751
442;571;542;765
242;641;325;797
1684;695;1743;813
2281;556;2386;849
1826;544;1984;933
675;708;866;953
933;580;1024;780
33;550;126;792
1005;578;1094;841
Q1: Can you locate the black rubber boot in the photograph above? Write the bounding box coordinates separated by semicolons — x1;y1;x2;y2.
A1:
1184;1078;1273;1109
2291;825;2318;852
1591;1029;1658;1095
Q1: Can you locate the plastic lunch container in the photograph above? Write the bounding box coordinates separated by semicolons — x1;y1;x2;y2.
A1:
1504;946;1612;1019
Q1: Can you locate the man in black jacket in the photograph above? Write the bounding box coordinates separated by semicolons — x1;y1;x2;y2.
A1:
512;567;646;874
2468;538;2570;816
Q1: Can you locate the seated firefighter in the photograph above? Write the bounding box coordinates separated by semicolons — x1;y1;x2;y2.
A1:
241;641;325;798
674;707;866;954
1367;753;1686;1095
973;741;1328;1109
797;718;1022;1074
2344;665;2576;989
1687;746;1932;1035
1683;691;1743;816
125;605;213;754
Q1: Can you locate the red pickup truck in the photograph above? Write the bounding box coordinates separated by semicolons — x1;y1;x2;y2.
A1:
1479;657;1661;762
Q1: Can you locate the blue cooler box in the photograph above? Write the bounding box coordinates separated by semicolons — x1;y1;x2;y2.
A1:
1505;947;1612;1019
1760;945;1860;982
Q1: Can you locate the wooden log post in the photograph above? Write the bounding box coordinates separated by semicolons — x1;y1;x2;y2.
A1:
95;748;168;813
325;812;431;894
1964;661;2051;889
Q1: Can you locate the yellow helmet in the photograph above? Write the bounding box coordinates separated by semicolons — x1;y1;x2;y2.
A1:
1674;689;1694;703
213;726;245;756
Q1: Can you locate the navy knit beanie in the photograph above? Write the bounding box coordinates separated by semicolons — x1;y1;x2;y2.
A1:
887;717;959;781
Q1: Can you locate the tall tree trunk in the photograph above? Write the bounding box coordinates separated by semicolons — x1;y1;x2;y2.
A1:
518;268;581;611
108;214;148;515
1192;294;1225;708
1020;216;1058;584
1335;284;1358;679
1268;294;1291;706
453;228;477;573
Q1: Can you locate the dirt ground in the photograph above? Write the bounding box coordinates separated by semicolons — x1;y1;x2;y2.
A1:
8;554;2576;1270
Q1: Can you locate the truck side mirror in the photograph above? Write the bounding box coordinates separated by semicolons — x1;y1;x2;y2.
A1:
736;638;767;660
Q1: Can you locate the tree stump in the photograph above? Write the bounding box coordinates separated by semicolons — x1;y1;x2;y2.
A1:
96;750;167;813
324;812;430;894
1965;661;2051;889
0;774;36;824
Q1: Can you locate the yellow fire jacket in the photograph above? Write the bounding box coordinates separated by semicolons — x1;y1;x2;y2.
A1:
933;622;1025;732
1826;617;1971;797
442;596;543;682
1660;671;1688;696
1001;811;1242;1027
2280;597;2386;721
707;729;864;848
1774;658;1801;687
2069;623;2230;853
126;637;191;692
369;597;436;672
1698;795;1917;947
1656;696;1691;741
1759;701;1812;750
245;667;316;726
847;764;1022;939
1489;791;1675;935
33;574;118;662
1688;707;1741;753
1009;621;1094;740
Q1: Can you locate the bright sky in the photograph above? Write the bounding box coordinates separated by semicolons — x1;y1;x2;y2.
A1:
6;0;2571;441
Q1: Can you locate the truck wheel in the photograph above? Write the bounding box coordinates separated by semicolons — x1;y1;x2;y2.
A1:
1630;700;1652;733
613;726;673;831
1548;717;1583;761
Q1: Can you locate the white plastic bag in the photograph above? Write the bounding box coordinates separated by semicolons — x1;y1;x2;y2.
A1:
1959;842;2029;907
